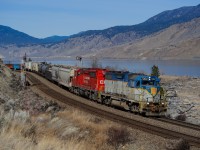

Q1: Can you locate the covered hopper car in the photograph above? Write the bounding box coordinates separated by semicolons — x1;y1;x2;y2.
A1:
52;65;77;88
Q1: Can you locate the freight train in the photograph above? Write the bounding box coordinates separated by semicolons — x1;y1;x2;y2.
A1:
5;63;21;70
24;61;167;116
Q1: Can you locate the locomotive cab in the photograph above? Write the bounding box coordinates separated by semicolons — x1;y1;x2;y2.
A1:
128;75;161;97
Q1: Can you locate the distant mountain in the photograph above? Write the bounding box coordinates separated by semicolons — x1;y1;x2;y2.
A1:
0;25;40;45
42;35;69;43
1;17;199;60
0;26;69;45
70;4;200;40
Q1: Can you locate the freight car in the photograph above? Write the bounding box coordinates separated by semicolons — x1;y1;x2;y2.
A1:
100;71;167;116
13;64;21;70
40;62;52;81
31;62;40;72
25;61;32;71
5;64;14;70
5;64;21;70
72;68;106;100
52;65;77;89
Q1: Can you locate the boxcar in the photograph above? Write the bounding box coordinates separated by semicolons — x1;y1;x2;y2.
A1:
13;64;20;70
5;64;13;70
72;68;106;100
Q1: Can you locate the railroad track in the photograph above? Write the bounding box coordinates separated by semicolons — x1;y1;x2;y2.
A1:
26;72;200;147
155;118;200;131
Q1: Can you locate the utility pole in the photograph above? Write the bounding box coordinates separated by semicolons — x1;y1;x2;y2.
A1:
76;56;83;67
21;53;27;87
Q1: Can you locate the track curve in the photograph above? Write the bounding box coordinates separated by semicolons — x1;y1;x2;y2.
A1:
27;72;200;147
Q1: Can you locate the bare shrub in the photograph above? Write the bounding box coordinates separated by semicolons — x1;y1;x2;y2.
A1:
175;114;186;121
89;117;102;124
91;57;102;68
107;126;132;149
0;117;5;129
0;97;5;104
166;139;190;150
105;66;118;71
21;125;37;144
165;113;171;119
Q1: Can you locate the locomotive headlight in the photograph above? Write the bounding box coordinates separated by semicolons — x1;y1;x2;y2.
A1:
147;102;149;105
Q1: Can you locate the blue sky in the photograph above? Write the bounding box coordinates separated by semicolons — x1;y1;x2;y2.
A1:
0;0;199;38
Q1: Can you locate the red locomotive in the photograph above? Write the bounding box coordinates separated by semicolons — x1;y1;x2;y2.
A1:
72;68;106;101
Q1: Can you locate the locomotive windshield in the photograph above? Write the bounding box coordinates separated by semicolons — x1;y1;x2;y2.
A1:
142;80;155;86
141;77;157;86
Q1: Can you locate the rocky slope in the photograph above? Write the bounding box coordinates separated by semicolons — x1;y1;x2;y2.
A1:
93;18;200;60
161;75;200;125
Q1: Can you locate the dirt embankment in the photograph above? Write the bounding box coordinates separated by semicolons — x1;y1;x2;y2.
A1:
0;63;198;150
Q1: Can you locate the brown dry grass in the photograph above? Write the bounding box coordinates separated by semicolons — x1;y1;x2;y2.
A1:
56;108;117;149
0;106;133;150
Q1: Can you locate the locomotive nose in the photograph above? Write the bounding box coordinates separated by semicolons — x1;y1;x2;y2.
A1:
151;87;157;96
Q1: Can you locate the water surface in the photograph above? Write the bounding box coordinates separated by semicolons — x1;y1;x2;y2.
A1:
47;59;200;77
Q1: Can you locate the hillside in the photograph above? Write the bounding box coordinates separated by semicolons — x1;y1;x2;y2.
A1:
0;25;40;45
0;26;69;45
93;18;200;60
39;3;200;57
0;17;200;60
42;35;69;43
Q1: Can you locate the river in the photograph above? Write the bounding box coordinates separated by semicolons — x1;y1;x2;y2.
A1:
4;58;200;77
46;59;200;77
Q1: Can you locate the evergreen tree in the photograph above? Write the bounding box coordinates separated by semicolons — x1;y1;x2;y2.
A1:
151;65;160;77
